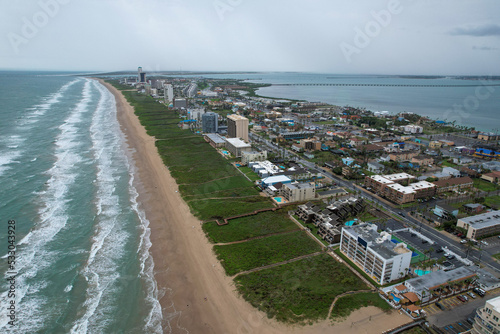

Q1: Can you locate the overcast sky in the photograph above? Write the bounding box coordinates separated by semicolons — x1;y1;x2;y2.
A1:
1;0;499;75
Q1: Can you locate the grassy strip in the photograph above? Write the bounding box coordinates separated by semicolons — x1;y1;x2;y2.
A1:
203;210;299;243
235;254;369;323
485;195;500;209
330;292;392;320
214;231;322;276
474;178;499;192
108;83;273;220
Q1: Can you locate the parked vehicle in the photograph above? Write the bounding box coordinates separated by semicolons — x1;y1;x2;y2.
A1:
436;302;444;310
436;248;444;253
460;240;467;244
474;288;486;297
457;295;467;302
468;291;476;299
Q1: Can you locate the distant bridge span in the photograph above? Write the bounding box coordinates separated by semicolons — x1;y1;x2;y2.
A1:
270;83;500;88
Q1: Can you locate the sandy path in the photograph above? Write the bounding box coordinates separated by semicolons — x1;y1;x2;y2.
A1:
100;80;411;334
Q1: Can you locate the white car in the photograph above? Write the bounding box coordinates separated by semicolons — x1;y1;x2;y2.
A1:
468;291;476;299
461;240;467;244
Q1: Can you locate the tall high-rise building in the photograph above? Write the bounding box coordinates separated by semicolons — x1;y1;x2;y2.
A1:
138;66;146;83
164;83;174;103
202;112;218;133
227;114;249;142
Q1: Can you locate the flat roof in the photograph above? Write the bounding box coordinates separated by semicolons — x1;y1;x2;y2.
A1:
370;175;394;184
488;296;500;312
382;173;416;181
386;183;414;194
285;182;315;190
406;267;475;292
227;114;248;121
205;133;226;144
225;137;251;148
262;175;292;184
459;210;500;230
407;181;436;190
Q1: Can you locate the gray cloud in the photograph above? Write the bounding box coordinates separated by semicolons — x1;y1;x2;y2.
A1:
472;45;498;51
450;24;500;37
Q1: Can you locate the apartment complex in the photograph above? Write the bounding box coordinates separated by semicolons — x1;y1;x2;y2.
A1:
472;295;500;334
365;173;436;204
457;210;500;240
340;224;412;285
241;151;267;165
202;112;218;133
282;183;315;202
432;176;474;194
225;138;252;157
227;114;249;142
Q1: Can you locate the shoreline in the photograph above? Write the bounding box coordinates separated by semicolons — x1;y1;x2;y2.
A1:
99;79;412;333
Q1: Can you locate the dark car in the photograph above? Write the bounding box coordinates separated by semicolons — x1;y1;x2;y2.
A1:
436;248;444;253
422;239;428;244
436;302;445;310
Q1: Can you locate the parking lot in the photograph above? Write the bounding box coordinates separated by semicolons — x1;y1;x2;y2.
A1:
425;287;500;332
393;230;464;268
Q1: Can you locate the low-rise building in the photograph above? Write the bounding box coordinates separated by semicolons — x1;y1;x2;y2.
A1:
411;155;434;166
457;210;500;240
282;183;316;202
481;171;500;184
365;173;435;204
404;267;477;304
432;176;474;194
241;151;267;165
389;152;418;162
204;133;227;148
296;202;321;223
340;224;412;285
225;137;252;157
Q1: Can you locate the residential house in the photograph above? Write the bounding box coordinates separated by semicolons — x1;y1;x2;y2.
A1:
481;171;500;184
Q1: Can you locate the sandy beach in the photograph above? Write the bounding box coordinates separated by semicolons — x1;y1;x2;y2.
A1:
100;80;411;334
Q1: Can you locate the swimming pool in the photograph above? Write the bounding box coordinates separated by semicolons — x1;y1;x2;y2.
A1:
414;269;431;276
390;293;401;303
235;164;241;167
345;220;357;226
222;150;229;155
274;197;282;203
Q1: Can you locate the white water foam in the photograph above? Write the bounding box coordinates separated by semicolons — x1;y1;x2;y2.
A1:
0;79;79;177
70;80;163;334
70;81;130;333
0;80;92;332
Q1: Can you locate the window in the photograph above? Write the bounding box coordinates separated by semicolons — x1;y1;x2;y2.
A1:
493;315;499;322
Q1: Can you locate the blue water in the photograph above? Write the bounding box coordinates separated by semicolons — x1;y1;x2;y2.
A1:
274;197;283;203
0;72;162;333
345;220;356;226
168;72;500;132
390;293;401;303
415;269;431;276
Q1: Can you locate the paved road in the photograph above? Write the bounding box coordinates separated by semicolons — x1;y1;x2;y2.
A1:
249;132;500;273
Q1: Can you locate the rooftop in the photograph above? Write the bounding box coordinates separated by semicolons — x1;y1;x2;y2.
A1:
225;137;251;148
382;173;416;181
459;210;500;229
204;133;226;144
405;267;476;292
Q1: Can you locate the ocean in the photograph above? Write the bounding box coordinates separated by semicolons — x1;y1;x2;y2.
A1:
0;72;162;333
174;72;500;132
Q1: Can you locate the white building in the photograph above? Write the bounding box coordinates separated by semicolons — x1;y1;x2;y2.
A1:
403;125;423;134
241;151;267;165
340;224;412;285
164;83;174;103
225;137;252;157
282;182;316;202
472;295;500;333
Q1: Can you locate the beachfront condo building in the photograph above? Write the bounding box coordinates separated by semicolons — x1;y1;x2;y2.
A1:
202;112;218;133
471;295;500;333
340;224;412;285
457;210;500;240
227;114;249;142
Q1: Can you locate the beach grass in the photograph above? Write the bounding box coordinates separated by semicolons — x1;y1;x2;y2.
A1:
330;292;391;321
109;83;274;221
203;210;299;243
214;231;322;276
234;254;369;323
